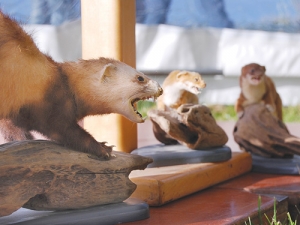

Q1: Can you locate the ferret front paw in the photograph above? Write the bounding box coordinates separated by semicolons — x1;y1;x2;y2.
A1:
265;104;279;119
237;111;244;119
265;104;274;112
89;142;115;160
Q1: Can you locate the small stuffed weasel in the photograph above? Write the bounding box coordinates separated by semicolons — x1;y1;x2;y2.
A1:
157;70;206;110
0;11;163;159
235;63;283;120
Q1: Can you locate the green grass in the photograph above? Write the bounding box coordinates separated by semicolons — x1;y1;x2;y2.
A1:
137;100;157;118
208;105;300;123
282;106;300;122
138;101;300;123
245;196;298;225
208;105;238;121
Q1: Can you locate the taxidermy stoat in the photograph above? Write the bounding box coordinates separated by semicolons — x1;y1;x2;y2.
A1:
0;11;163;159
156;70;206;110
235;63;283;120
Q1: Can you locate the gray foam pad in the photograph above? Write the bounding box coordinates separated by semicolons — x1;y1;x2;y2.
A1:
252;154;300;175
0;198;149;225
131;144;231;168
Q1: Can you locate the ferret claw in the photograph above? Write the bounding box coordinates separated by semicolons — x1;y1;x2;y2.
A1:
237;111;244;119
265;104;274;112
104;152;110;159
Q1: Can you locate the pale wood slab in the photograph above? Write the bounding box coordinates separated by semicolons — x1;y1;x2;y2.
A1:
0;140;152;217
129;152;252;206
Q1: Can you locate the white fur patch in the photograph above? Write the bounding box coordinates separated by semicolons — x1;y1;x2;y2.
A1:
163;82;198;106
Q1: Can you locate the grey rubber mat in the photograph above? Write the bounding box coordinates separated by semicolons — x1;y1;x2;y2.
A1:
0;198;149;225
131;144;231;167
252;154;300;175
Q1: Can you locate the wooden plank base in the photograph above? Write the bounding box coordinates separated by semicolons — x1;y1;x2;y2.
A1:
218;172;300;222
126;188;288;225
130;152;252;206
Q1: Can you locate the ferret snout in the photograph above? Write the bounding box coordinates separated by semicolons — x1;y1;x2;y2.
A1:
148;79;163;97
158;86;163;95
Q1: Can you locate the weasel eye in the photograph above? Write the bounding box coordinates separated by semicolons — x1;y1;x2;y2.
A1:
137;76;144;82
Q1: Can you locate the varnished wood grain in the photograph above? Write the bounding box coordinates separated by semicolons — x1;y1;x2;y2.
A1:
130;152;252;206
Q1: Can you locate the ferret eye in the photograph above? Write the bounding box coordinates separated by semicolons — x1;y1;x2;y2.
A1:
137;76;144;82
195;78;199;82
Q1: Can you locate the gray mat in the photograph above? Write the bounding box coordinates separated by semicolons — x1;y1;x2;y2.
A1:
0;198;149;225
131;144;231;168
252;154;300;175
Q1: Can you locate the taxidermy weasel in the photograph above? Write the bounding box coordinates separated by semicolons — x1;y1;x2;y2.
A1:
0;11;163;159
157;70;206;110
235;63;283;120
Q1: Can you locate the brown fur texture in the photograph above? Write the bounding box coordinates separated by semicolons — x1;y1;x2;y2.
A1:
157;70;206;110
0;11;162;159
235;63;283;121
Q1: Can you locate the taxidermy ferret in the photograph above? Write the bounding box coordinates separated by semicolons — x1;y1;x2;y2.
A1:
156;70;206;110
235;63;283;120
0;11;163;159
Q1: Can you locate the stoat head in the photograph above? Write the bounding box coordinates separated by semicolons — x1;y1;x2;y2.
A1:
84;58;163;123
241;63;266;86
175;71;206;94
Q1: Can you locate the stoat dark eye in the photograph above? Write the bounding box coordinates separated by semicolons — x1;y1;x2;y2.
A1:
137;76;144;82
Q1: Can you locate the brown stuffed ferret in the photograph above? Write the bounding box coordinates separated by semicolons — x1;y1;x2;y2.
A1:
235;63;283;120
157;70;206;110
0;11;163;159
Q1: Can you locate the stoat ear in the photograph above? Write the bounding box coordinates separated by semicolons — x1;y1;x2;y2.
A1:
177;71;188;78
99;63;117;80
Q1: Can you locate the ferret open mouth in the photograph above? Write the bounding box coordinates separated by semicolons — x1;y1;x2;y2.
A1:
192;86;202;94
251;77;261;81
131;95;158;119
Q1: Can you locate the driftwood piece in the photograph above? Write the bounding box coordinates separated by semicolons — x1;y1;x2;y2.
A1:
0;140;152;217
148;104;228;149
233;103;300;157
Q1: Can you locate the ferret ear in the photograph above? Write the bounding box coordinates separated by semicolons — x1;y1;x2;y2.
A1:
99;63;116;80
262;66;266;72
177;71;188;78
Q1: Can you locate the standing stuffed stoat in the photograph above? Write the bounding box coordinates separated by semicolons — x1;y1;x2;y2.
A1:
0;11;163;159
235;63;283;120
157;70;206;110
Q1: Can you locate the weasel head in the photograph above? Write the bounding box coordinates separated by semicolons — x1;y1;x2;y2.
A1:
127;74;163;123
241;63;266;86
175;71;206;94
85;58;163;123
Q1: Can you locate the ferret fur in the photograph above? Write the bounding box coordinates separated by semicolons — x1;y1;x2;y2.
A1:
235;63;283;120
157;70;206;110
0;11;162;159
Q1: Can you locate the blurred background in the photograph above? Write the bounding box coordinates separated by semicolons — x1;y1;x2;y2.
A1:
0;0;299;120
2;0;300;32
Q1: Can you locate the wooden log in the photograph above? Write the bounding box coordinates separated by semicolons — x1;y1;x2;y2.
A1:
233;103;300;157
148;104;228;149
0;140;152;217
